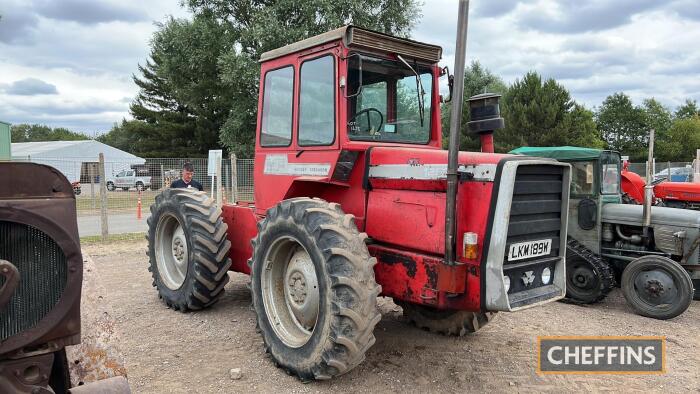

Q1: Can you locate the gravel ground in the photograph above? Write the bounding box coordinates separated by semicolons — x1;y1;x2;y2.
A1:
83;240;700;393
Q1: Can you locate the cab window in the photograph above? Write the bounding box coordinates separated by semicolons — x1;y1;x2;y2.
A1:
261;66;294;146
299;56;335;146
346;54;432;144
600;152;621;194
570;161;595;196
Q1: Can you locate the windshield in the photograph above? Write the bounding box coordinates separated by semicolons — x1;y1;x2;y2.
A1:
346;54;433;143
600;152;621;194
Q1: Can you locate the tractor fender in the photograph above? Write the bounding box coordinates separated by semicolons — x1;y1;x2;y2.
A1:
620;169;646;204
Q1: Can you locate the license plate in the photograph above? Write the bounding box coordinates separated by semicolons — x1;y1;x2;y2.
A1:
508;239;552;261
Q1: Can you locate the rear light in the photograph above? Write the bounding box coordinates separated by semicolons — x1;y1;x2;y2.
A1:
463;232;478;259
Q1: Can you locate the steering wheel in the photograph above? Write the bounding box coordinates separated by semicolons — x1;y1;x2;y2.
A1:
348;108;384;135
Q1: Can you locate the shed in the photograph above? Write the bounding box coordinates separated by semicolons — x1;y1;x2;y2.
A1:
11;140;145;183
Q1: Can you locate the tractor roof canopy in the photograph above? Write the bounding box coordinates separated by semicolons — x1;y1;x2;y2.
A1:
510;146;612;161
259;25;443;63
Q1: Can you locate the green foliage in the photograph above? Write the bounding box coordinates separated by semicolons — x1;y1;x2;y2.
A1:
675;99;699;119
642;98;672;140
656;116;700;162
10;124;89;142
497;72;603;152
440;61;508;150
595;92;648;160
185;0;422;157
119;15;234;157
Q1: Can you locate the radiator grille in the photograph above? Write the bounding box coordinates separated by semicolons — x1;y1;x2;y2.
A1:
0;221;68;341
504;165;564;297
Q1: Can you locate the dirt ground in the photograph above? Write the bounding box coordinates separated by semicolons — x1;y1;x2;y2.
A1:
82;240;700;393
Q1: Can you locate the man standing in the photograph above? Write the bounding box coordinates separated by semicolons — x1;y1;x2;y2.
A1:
170;162;204;191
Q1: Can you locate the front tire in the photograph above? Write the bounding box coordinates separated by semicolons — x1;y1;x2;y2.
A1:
250;198;381;380
398;301;495;336
107;181;115;191
147;188;231;311
621;256;693;320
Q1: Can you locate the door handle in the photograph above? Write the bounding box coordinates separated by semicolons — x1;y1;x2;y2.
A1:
0;259;20;311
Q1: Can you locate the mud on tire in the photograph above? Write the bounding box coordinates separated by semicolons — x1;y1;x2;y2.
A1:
249;198;381;380
147;188;231;311
398;301;495;336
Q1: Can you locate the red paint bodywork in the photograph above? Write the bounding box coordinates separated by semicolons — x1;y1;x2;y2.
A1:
221;33;510;311
621;168;700;205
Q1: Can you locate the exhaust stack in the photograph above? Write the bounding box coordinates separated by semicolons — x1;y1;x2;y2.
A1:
643;129;655;238
445;0;470;265
467;93;505;154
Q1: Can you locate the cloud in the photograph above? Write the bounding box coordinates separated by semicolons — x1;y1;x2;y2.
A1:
516;0;662;34
35;0;146;24
0;7;39;44
2;78;58;95
473;0;521;18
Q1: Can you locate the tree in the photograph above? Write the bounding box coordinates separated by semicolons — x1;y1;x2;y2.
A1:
184;0;422;157
675;99;699;119
656;116;700;162
126;15;234;157
10;124;89;142
595;92;648;160
440;61;508;150
498;72;603;152
642;98;672;140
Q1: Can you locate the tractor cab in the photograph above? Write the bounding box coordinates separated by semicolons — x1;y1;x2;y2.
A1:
253;25;444;215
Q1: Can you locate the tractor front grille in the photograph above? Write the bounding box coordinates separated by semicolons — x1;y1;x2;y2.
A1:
504;165;564;299
0;221;68;341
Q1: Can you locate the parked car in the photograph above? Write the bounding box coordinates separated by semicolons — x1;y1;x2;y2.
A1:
107;169;151;191
653;166;692;182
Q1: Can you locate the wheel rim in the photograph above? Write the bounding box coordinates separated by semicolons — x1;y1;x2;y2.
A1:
155;213;188;290
261;236;320;348
633;268;677;306
568;262;599;294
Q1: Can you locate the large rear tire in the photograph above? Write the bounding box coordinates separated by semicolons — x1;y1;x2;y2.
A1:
147;188;231;311
398;301;495;336
250;198;381;380
621;256;693;320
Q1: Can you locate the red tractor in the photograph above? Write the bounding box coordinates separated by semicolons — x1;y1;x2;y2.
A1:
622;164;700;210
146;3;571;380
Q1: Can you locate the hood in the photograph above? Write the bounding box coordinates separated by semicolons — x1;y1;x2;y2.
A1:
602;203;700;229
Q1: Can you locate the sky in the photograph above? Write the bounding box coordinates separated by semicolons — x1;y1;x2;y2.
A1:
1;0;699;136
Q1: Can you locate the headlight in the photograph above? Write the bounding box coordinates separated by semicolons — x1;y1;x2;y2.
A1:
541;267;552;285
503;275;511;293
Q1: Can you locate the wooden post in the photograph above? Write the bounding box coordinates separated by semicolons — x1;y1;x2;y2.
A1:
98;153;109;241
216;155;223;205
230;153;238;204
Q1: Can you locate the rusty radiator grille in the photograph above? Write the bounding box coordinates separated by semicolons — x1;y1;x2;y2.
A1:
0;221;68;341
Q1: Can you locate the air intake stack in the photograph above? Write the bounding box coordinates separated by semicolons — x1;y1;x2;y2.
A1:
467;93;505;153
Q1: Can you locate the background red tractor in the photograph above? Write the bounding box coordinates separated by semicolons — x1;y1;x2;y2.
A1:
621;164;700;210
146;1;572;380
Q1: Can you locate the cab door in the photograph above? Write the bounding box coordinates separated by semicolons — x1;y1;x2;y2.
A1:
568;160;601;253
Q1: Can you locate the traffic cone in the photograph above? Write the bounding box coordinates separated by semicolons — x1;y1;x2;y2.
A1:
137;190;142;220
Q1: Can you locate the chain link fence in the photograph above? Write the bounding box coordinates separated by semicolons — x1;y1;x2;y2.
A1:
626;161;696;182
15;155;255;241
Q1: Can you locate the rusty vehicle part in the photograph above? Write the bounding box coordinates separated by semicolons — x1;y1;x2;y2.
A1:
0;162;130;393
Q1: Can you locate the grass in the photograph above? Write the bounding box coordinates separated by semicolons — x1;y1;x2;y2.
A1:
80;232;146;244
75;190;158;212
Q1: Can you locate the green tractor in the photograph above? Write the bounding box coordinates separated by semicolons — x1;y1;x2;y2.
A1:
511;146;699;320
